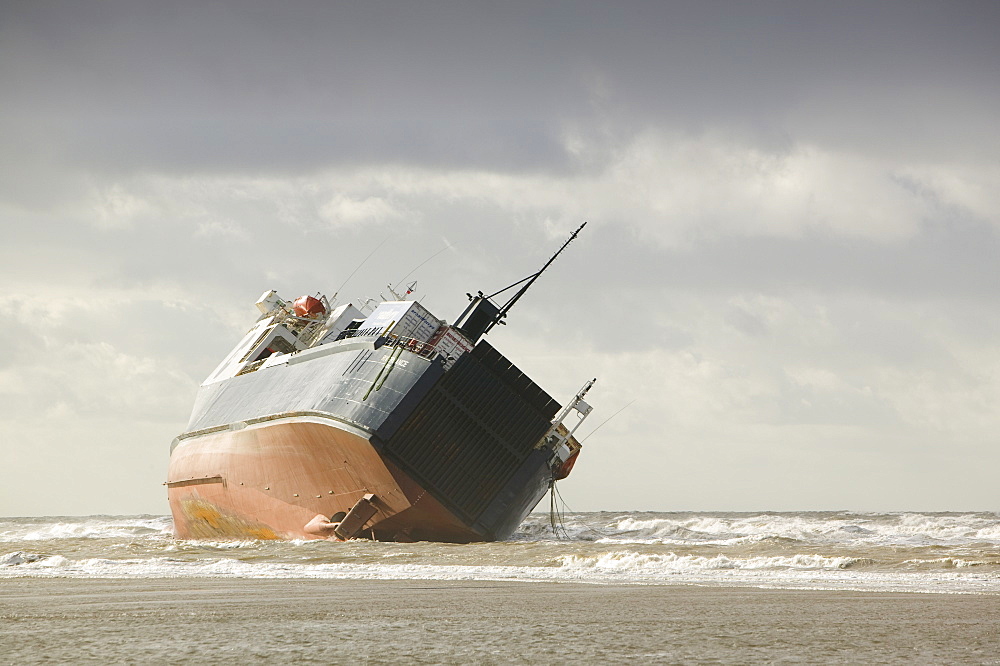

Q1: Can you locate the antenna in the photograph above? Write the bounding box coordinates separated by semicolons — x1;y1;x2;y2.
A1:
386;280;418;300
455;222;587;342
356;297;379;314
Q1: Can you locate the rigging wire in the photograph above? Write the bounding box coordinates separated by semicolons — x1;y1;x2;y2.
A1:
330;237;389;304
547;478;615;540
548;479;571;539
556;482;615;539
546;398;635;540
580;399;635;443
392;242;454;295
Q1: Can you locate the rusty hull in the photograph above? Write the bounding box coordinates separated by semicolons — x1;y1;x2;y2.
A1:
167;416;480;542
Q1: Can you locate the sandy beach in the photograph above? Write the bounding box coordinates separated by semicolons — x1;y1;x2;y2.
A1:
2;579;999;664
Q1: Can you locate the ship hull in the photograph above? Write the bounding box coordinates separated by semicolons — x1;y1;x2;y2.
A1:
169;336;564;542
168;416;486;542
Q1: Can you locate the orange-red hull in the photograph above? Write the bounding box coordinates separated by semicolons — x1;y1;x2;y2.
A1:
167;416;480;542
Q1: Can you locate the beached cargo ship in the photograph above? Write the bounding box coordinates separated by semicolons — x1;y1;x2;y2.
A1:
167;225;594;542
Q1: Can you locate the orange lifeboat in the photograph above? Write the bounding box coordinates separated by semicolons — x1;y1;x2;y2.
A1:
293;295;326;318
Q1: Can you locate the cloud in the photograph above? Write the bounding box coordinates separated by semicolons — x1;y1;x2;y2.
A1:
319;193;404;228
599;132;931;244
899;163;1000;228
2;0;1000;514
0;340;194;421
4;1;998;178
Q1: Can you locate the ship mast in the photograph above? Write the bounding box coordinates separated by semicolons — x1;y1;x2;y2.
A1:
455;221;586;342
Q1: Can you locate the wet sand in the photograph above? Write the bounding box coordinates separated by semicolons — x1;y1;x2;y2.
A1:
2;579;999;664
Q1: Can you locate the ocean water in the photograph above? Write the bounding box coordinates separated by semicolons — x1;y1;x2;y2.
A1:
3;511;1000;594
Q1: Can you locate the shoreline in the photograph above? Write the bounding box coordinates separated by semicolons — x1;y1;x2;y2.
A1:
3;573;999;596
4;578;1000;663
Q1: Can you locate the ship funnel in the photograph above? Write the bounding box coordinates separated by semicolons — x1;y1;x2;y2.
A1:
455;292;501;342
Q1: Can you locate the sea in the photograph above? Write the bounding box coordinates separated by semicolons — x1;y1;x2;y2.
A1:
3;510;1000;594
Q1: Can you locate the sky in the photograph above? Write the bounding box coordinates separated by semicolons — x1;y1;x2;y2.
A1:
1;0;998;517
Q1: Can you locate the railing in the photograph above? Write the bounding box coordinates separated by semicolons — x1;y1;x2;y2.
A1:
236;358;267;375
334;329;446;360
384;334;440;359
284;318;467;368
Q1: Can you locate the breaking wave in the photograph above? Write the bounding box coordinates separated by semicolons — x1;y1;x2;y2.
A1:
0;515;172;542
557;551;874;572
3;512;999;593
524;512;1000;548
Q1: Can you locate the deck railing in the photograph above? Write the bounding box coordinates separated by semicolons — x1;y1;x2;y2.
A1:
384;334;440;359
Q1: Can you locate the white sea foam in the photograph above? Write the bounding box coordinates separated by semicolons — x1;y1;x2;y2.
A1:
902;557;994;568
558;551;868;573
570;512;1000;547
0;516;172;542
2;550;996;595
0;551;46;566
3;513;999;594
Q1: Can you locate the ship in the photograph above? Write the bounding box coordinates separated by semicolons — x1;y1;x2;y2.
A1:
166;223;595;543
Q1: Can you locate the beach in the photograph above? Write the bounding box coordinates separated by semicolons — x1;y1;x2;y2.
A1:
3;578;999;664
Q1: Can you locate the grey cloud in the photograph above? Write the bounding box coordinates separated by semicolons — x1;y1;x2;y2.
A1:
2;0;1000;514
545;215;1000;308
3;0;998;177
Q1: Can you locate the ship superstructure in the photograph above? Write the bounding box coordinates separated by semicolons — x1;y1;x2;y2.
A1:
167;224;593;542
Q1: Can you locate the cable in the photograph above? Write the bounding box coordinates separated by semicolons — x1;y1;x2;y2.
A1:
548;480;572;540
392;243;453;292
330;237;389;304
580;399;635;443
550;481;619;540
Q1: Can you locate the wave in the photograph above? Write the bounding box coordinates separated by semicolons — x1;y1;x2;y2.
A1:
518;512;1000;547
4;513;999;547
0;516;173;542
902;557;998;569
3;512;1000;594
557;551;874;573
4;549;997;595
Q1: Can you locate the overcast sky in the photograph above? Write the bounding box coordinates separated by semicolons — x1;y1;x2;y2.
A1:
2;0;998;517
